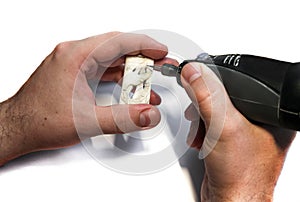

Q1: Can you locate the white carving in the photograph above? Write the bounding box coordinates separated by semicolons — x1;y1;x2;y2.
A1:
120;56;154;104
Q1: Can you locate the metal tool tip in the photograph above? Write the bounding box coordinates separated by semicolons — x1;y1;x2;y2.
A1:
147;65;161;71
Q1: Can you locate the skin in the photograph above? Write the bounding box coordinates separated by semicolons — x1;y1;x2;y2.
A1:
181;62;296;201
0;32;296;201
0;32;176;165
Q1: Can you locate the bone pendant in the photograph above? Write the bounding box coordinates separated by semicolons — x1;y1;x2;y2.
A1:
120;56;154;104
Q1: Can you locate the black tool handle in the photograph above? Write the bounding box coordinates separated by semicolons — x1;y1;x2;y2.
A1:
178;54;300;131
280;62;300;130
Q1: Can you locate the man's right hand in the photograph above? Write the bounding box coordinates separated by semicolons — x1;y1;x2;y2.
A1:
181;62;296;201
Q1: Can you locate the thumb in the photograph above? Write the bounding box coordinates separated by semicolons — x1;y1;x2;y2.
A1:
181;62;230;123
96;104;161;134
181;62;230;158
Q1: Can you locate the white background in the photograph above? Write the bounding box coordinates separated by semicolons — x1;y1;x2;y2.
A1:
1;0;300;201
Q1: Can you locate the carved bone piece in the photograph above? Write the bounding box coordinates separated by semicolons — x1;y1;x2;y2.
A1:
120;56;154;104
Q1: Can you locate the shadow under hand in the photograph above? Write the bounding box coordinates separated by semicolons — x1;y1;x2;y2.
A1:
0;144;87;174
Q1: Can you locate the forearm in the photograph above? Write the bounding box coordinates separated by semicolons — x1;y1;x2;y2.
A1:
201;149;287;202
200;159;284;202
201;179;274;202
202;192;273;202
0;98;33;166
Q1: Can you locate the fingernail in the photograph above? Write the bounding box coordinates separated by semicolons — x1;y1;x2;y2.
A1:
183;64;202;84
140;107;161;127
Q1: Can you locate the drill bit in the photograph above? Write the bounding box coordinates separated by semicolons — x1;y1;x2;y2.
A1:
147;63;178;77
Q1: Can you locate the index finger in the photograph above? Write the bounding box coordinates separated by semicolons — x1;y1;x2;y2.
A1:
82;32;168;65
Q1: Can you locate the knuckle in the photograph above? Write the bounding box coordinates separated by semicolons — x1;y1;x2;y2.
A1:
108;31;122;36
138;33;152;41
104;31;122;39
53;41;74;58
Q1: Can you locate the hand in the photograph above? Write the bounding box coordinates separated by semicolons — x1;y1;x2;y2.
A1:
181;62;296;201
0;32;177;165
